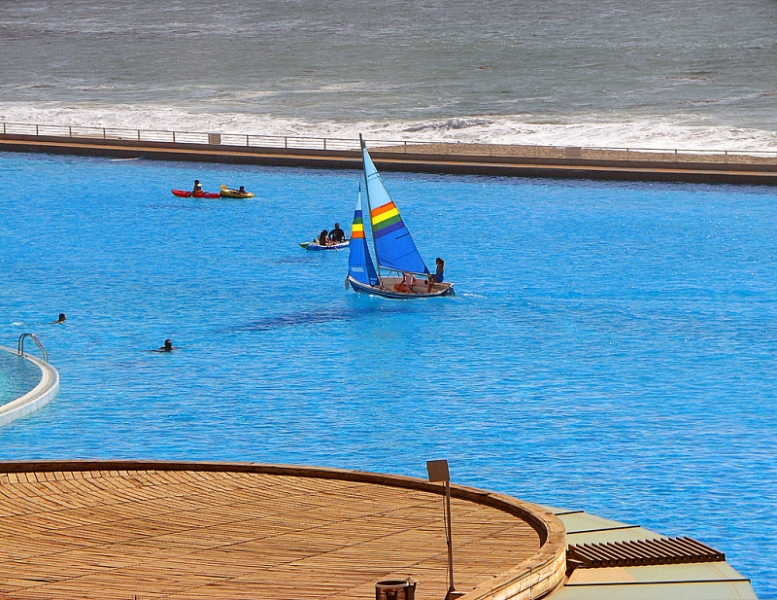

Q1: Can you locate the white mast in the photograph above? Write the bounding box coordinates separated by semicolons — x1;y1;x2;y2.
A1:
359;134;383;280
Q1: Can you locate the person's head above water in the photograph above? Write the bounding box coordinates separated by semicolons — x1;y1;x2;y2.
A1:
53;313;66;324
153;339;175;353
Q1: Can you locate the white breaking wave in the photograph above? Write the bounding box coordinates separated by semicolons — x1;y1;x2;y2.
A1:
1;103;777;152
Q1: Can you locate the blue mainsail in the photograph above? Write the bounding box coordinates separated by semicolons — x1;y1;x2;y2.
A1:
361;137;429;275
348;184;379;286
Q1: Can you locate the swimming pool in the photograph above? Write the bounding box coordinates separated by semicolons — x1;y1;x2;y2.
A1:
0;152;774;597
0;341;60;427
0;348;41;406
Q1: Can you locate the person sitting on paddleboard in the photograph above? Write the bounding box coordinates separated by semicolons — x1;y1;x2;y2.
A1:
426;257;444;293
328;223;345;243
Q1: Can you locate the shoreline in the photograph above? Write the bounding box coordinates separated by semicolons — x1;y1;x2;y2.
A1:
3;131;777;185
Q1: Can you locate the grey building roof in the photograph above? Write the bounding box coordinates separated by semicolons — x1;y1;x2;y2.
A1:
542;505;757;600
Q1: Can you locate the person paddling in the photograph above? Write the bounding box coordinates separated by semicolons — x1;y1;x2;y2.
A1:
328;223;346;243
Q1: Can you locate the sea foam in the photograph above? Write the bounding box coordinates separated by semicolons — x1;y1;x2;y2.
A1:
1;103;777;153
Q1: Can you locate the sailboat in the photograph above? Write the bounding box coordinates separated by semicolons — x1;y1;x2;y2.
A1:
346;135;454;298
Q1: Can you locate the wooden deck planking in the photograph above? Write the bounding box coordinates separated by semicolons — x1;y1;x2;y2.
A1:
0;468;544;600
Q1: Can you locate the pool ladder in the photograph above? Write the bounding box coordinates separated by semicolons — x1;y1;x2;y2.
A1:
17;333;48;363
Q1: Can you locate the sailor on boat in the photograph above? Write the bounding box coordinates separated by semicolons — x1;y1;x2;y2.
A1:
394;272;416;294
345;135;454;298
426;257;444;293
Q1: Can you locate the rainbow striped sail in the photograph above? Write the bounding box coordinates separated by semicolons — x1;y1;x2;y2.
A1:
360;138;428;275
347;184;379;286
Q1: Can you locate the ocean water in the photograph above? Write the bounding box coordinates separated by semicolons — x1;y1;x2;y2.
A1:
0;153;774;597
2;0;777;150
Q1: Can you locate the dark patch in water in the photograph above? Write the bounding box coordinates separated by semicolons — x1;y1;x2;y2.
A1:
228;304;409;333
273;255;316;265
146;203;217;211
229;308;358;332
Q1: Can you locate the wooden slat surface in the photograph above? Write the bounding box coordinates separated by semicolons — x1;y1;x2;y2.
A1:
568;536;725;568
0;469;540;600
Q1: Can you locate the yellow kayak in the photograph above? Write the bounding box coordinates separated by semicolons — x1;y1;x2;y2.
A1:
220;185;255;199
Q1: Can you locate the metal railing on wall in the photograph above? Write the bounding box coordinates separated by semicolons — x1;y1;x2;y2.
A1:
2;120;777;161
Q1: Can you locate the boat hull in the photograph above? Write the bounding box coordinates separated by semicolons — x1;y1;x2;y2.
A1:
220;191;254;198
172;189;221;199
220;185;255;198
300;241;350;251
347;275;454;298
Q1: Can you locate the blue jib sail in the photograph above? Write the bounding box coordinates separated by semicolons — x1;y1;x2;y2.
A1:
361;139;428;275
348;185;379;286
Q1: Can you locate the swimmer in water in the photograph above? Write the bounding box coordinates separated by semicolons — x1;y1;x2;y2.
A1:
52;313;66;324
154;339;176;353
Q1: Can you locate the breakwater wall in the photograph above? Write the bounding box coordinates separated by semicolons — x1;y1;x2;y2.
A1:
2;128;777;185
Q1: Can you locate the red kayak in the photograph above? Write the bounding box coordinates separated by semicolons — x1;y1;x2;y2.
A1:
172;189;221;199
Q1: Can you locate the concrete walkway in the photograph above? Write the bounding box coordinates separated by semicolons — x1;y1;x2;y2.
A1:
2;134;777;185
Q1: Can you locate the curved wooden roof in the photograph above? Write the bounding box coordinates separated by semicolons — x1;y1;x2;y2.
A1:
0;461;565;600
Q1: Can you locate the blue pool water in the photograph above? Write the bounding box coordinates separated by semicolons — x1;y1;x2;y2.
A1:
0;350;40;405
0;153;775;597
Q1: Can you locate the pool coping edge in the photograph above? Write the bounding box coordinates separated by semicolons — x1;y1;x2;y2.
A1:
0;346;60;427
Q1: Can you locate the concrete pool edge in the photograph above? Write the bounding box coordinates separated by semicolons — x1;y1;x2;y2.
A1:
0;459;567;600
0;346;60;427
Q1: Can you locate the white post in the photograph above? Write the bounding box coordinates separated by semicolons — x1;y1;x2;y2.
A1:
427;460;456;597
444;480;455;594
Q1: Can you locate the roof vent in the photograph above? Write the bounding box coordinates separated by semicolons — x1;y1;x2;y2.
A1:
568;536;725;569
376;579;416;600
